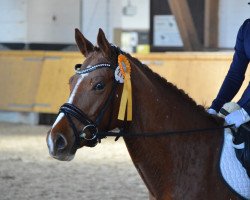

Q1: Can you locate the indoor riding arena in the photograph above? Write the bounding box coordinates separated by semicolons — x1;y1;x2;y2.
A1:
1;0;250;200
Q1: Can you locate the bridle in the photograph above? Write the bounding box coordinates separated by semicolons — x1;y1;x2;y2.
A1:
59;46;121;150
59;63;118;150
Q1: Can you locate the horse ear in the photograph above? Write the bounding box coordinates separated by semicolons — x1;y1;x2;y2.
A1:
97;28;111;57
75;28;94;57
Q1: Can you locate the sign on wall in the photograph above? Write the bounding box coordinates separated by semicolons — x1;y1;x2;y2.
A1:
153;15;183;47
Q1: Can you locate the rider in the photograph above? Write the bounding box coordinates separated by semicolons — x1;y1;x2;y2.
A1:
207;14;250;177
207;17;250;127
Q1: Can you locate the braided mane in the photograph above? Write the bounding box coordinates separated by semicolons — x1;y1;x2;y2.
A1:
123;52;223;124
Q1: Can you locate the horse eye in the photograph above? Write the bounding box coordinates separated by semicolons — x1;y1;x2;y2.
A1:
94;82;105;91
75;64;82;71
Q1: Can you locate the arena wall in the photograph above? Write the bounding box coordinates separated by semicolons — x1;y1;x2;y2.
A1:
1;50;248;114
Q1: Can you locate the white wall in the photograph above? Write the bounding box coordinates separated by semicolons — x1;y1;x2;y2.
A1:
0;0;27;43
219;0;250;48
0;0;150;44
82;0;122;44
81;0;150;44
121;0;149;30
0;0;80;44
27;0;80;43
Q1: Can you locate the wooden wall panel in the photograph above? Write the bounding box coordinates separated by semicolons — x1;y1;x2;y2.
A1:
0;51;245;113
34;52;83;113
0;51;44;112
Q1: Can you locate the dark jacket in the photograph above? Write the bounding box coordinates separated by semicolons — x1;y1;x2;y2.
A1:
211;19;250;114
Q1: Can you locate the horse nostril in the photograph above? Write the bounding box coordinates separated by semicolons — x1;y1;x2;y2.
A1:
55;134;67;150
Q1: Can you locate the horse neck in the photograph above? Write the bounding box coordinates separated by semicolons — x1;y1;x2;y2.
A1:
123;60;224;199
127;59;218;132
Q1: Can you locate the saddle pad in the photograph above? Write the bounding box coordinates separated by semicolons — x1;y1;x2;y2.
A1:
220;128;250;199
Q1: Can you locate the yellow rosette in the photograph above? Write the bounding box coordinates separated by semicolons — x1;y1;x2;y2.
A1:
117;54;132;121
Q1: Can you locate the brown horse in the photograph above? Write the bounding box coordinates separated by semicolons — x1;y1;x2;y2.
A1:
47;29;241;200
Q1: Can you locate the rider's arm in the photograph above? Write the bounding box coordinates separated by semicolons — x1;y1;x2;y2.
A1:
210;19;250;112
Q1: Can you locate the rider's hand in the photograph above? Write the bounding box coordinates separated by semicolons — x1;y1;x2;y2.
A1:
225;108;250;128
207;108;217;115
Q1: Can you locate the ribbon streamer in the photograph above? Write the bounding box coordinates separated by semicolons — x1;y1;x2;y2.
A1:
117;55;132;121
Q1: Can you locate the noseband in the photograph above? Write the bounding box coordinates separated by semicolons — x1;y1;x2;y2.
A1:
59;61;118;150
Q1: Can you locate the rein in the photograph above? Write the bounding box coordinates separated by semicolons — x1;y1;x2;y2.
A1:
96;124;235;140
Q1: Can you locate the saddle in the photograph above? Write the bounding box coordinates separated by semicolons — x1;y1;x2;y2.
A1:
219;102;250;178
234;122;250;177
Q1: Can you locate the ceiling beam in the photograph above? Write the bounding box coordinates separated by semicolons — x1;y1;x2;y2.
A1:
204;0;219;49
167;0;202;51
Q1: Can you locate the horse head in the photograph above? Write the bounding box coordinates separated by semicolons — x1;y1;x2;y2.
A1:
47;29;124;161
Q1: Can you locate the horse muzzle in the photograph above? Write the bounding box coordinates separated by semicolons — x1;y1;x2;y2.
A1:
46;130;76;161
